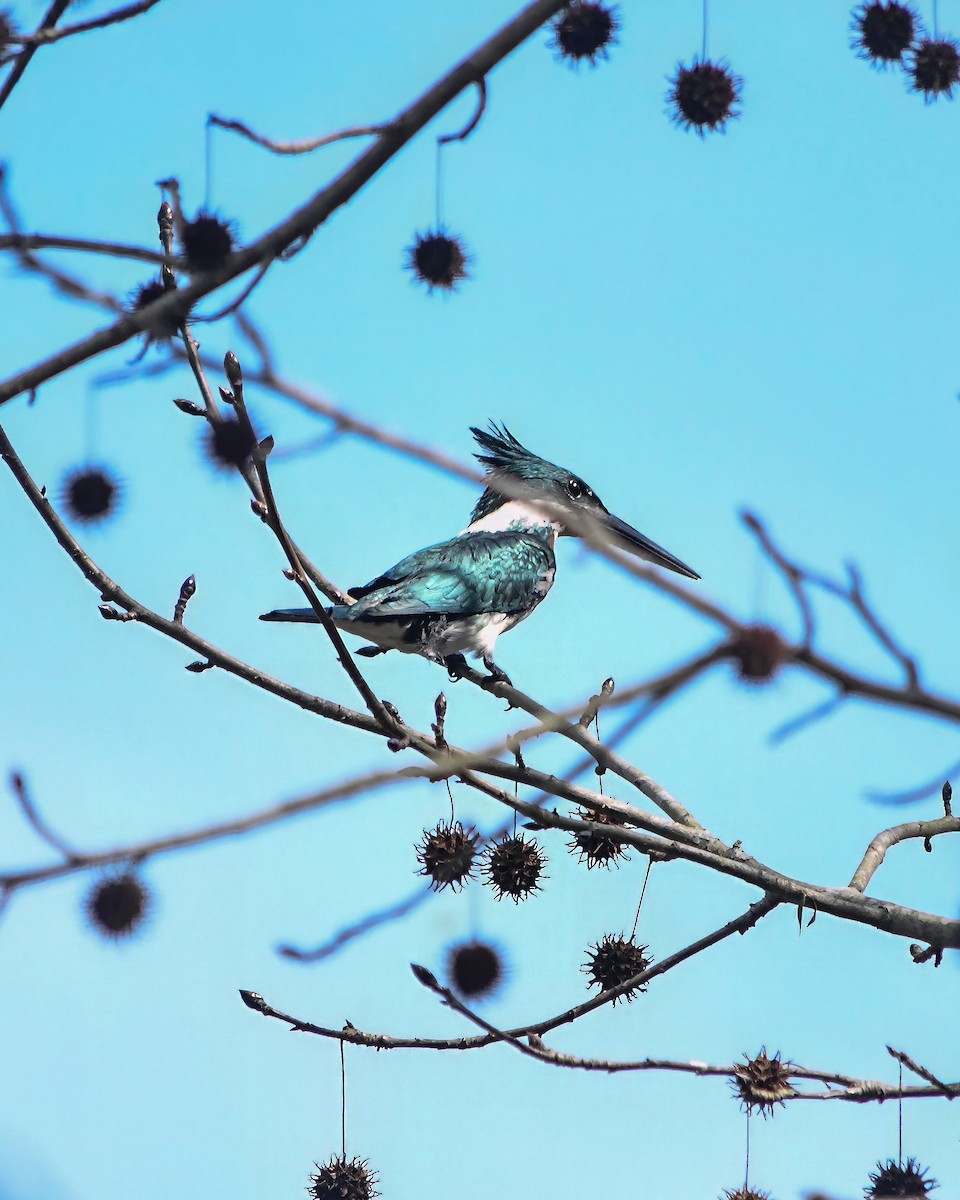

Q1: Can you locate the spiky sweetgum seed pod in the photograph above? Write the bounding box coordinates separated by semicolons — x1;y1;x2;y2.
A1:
668;58;742;134
405;229;469;291
852;2;918;66
583;934;651;1002
203;416;256;471
130;278;182;341
865;1156;938;1198
415;820;477;891
732;1048;794;1116
448;940;504;999
568;805;630;869
307;1155;379;1200
179;212;235;272
720;1189;774;1200
909;37;960;99
730;624;787;684
85;873;149;939
61;466;120;524
550;2;620;66
483;833;545;901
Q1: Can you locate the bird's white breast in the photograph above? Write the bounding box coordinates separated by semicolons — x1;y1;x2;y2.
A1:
464;500;562;540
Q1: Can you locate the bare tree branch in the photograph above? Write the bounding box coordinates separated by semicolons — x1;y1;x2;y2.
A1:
1;763;416;891
0;0;573;405
222;352;398;732
0;233;166;265
8;771;77;860
4;415;960;951
886;1045;959;1099
242;984;960;1099
848;814;960;893
208;114;387;156
0;0;71;114
12;0;165;48
277;887;430;963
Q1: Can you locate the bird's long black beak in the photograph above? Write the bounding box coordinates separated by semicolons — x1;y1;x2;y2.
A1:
604;513;700;580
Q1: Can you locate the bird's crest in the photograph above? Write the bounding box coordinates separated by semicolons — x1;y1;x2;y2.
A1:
469;423;561;523
471;422;541;475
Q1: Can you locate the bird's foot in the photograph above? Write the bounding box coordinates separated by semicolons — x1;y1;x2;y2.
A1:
481;656;513;689
356;646;387;659
443;653;469;682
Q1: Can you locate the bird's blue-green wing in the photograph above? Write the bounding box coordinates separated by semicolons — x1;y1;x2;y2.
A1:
344;532;554;620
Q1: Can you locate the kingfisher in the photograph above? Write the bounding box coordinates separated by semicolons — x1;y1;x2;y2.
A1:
260;423;699;685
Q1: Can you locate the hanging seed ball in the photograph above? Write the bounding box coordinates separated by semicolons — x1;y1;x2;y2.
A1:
483;833;546;902
85;872;150;940
203;415;256;471
307;1155;379;1200
416;820;478;891
729;624;788;684
852;2;918;66
668;58;743;135
549;2;620;66
865;1157;938;1198
130;278;182;341
568;805;630;869
61;466;121;524
179;212;235;272
732;1048;794;1116
720;1189;774;1200
908;37;960;99
447;940;504;999
583;934;652;1002
405;229;470;292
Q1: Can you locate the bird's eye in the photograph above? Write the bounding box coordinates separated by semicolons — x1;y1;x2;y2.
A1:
566;478;584;500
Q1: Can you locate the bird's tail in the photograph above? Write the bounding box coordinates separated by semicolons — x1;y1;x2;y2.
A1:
259;606;333;624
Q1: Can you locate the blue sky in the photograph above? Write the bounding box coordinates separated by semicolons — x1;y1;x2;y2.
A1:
1;2;958;1197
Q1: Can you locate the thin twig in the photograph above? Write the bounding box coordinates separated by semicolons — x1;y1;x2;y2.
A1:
0;233;166;265
3;761;419;891
13;0;164;47
223;353;397;732
9;772;77;859
191;261;272;324
278;888;429;962
240;991;960;1098
886;1045;959;1099
438;78;488;144
745;511;921;690
742;510;814;646
768;694;845;745
232;310;275;375
845;562;920;690
177;333;348;603
208;114;387;156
